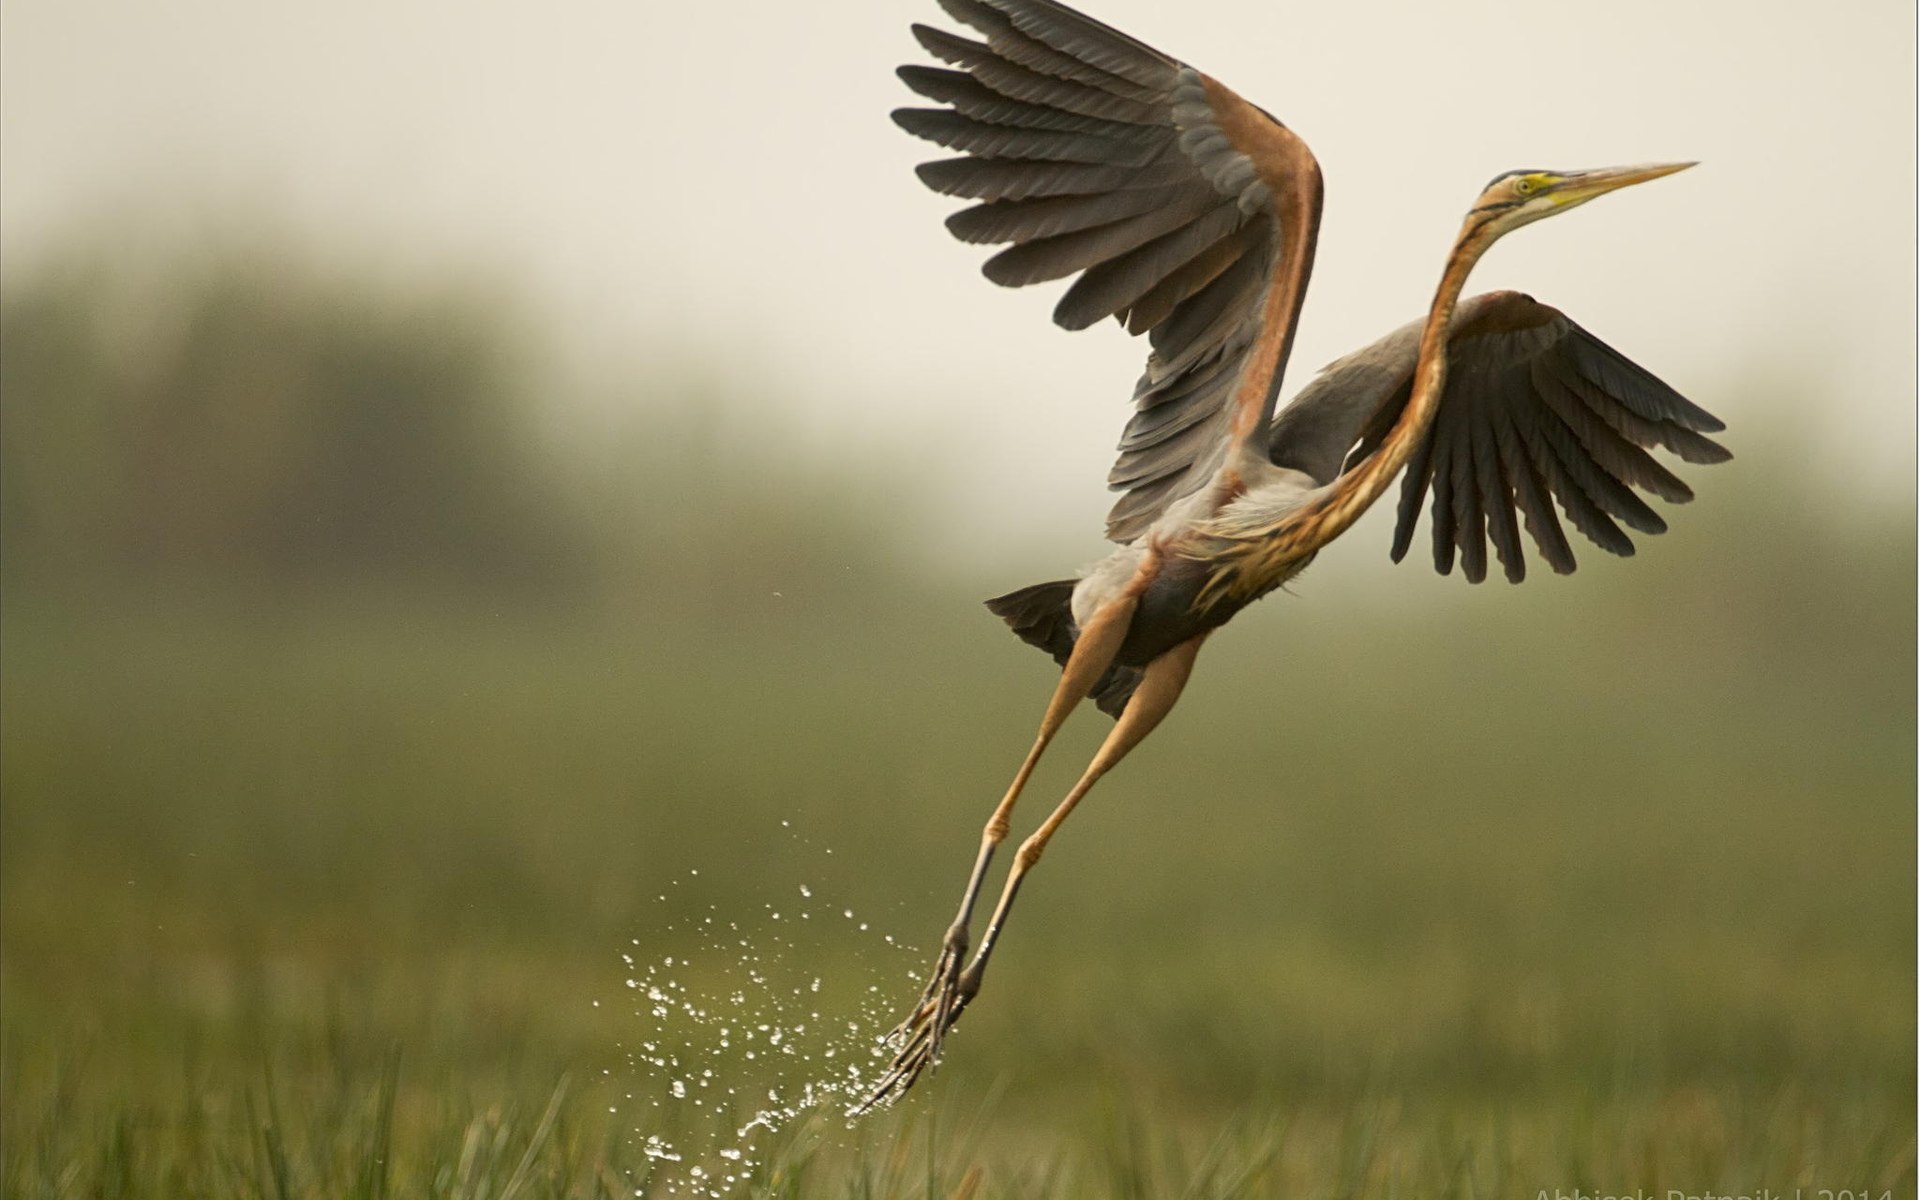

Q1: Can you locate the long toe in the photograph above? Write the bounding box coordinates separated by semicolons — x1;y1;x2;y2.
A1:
863;931;991;1111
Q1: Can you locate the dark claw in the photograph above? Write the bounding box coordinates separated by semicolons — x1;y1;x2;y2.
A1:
855;933;978;1113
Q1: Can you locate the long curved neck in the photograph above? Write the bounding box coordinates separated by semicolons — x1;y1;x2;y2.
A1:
1194;219;1495;610
1299;223;1492;547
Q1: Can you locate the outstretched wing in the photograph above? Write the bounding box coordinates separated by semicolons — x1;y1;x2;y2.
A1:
896;0;1323;542
1268;290;1730;583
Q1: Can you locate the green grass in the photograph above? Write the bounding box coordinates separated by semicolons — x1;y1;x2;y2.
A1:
3;478;1915;1197
2;229;1911;1197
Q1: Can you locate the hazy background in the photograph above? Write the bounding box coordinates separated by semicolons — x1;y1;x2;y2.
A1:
1;0;1913;1195
5;0;1915;556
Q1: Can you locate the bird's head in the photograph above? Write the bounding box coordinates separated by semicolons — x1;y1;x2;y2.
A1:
1465;162;1695;240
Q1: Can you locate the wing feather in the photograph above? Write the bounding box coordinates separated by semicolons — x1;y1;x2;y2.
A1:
1434;392;1476;576
935;0;1167;101
1531;358;1692;502
1471;399;1524;583
1117;367;1237;449
892;109;1163;164
1525;410;1636;557
899;66;1143;134
912;25;1163;124
1568;337;1724;431
946;184;1188;244
1545;356;1729;469
1141;242;1268;375
1494;401;1575;575
897;0;1322;542
1119;225;1260;334
981;0;1178;88
1387;400;1432;565
1270;290;1728;582
981;189;1222;285
1053;205;1247;329
915;156;1192;201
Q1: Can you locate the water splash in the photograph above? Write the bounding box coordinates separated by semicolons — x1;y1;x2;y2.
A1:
606;822;918;1197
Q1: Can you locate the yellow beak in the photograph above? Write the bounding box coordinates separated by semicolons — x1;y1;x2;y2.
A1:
1551;161;1697;204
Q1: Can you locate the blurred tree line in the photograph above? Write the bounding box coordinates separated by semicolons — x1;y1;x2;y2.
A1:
1;228;1913;649
3;247;573;593
0;237;912;616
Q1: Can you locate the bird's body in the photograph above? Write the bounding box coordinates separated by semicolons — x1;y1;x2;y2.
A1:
1001;467;1319;695
859;0;1728;1110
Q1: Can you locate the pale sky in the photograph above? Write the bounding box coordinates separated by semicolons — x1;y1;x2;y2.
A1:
3;0;1914;561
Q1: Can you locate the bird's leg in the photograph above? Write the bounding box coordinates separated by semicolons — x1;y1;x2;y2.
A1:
961;633;1203;995
856;596;1138;1112
859;632;1202;1111
886;596;1138;1035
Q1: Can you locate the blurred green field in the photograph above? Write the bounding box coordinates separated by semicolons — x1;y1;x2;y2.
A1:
1;247;1913;1197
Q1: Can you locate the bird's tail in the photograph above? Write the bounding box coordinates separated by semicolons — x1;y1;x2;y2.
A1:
984;580;1142;718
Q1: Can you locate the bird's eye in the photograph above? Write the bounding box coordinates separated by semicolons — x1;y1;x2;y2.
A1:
1514;177;1535;195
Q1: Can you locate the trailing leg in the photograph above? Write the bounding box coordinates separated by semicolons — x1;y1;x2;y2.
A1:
856;596;1139;1110
859;631;1204;1110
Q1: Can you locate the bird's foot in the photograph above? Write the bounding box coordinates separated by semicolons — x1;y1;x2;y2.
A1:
854;928;979;1112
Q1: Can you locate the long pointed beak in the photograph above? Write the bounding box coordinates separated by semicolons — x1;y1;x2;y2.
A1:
1552;161;1696;204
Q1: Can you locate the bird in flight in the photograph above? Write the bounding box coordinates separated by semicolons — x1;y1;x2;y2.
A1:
860;0;1728;1109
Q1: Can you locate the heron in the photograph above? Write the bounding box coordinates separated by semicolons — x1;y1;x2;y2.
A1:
860;0;1728;1109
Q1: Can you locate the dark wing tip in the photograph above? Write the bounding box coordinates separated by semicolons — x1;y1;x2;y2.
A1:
1682;436;1734;465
